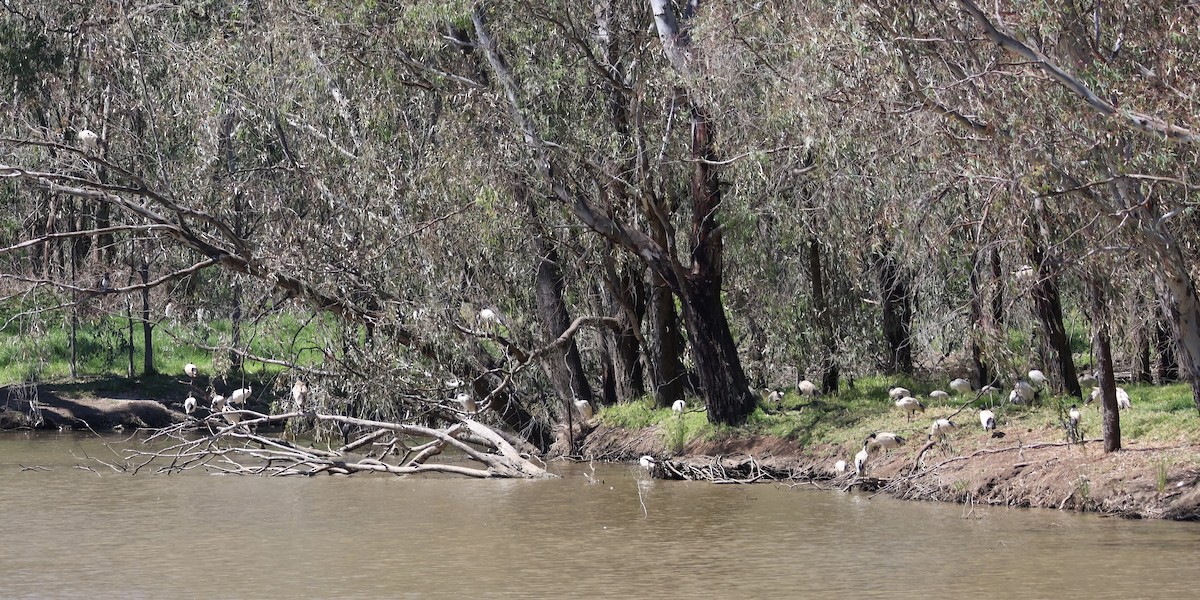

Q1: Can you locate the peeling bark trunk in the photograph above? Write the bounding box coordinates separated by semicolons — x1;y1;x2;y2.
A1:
525;189;593;407
647;274;685;408
1154;269;1200;411
139;252;154;375
1090;277;1121;453
1156;313;1179;384
809;238;838;393
968;249;992;388
1029;261;1081;398
877;247;914;375
1135;293;1153;384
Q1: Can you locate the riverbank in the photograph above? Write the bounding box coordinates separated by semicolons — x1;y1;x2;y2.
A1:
579;422;1200;521
0;383;182;430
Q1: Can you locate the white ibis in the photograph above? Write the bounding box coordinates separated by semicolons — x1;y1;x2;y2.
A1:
888;387;912;400
765;389;783;405
929;418;957;442
834;459;848;474
949;378;973;395
929;390;950;401
1014;264;1035;285
211;394;226;411
183;395;197;415
1014;380;1037;402
671;399;687;413
573;399;594;421
457;392;477;414
291;380;309;412
867;431;904;452
854;444;870;476
221;403;243;426
1028;369;1048;389
1079;372;1098;388
639;455;657;469
227;387;252;406
895;396;925;421
798;380;818;397
1089;386;1131;409
1067;404;1082;442
979;408;996;431
77;129;99;151
184;363;198;378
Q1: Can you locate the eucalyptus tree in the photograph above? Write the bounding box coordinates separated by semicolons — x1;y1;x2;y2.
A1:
873;0;1200;431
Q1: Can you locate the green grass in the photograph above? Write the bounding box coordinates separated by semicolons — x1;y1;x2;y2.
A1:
1;308;330;387
599;376;1200;454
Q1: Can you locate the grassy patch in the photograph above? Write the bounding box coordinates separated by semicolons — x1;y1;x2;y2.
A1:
1;308;329;387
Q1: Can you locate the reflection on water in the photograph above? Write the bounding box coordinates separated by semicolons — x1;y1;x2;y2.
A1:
2;431;1199;599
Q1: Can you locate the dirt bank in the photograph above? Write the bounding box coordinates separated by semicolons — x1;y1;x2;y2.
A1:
579;424;1200;521
0;384;182;431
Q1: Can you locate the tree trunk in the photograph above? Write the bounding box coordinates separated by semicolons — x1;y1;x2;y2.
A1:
990;248;1004;331
526;194;593;408
140;253;154;375
1156;313;1179;383
1026;199;1082;398
968;249;991;389
1134;293;1153;384
599;264;646;405
647;273;685;408
1090;277;1121;453
1154;268;1200;411
678;277;756;424
676;105;757;424
877;247;914;375
809;238;838;393
1029;263;1081;398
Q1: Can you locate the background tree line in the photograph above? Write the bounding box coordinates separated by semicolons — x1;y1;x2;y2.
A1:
2;0;1197;451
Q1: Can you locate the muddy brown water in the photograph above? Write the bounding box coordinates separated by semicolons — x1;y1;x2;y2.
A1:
2;432;1199;599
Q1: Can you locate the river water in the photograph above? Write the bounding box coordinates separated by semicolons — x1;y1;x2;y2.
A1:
2;431;1198;599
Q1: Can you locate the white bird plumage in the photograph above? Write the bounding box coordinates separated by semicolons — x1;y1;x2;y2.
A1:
1078;372;1098;388
183;395;197;415
77;129;99;150
1089;386;1131;410
211;394;226;411
1013;380;1037;403
888;387;912;400
671;399;687;413
929;418;957;441
798;380;818;397
184;363;198;378
1027;369;1047;389
834;459;848;474
949;378;973;395
867;431;904;452
227;387;252;406
979;408;996;431
765;389;784;405
854;445;870;476
894;396;925;420
929;390;950;401
457;392;477;414
291;380;309;412
639;455;657;469
573;399;594;421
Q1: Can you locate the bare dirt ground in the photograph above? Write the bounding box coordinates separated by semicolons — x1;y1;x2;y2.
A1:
0;384;181;431
580;424;1200;520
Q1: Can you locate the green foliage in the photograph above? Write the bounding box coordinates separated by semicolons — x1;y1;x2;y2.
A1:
597;397;658;429
0;308;327;387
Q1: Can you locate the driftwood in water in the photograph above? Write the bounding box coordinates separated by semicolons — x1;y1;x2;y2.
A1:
127;410;552;479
